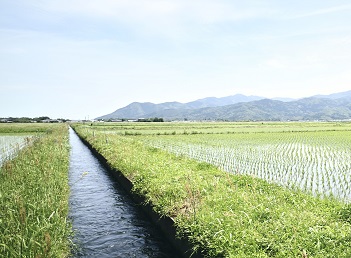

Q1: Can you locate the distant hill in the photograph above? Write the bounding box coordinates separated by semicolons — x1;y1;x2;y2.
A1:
101;101;186;119
312;90;351;99
96;91;351;121
97;94;264;120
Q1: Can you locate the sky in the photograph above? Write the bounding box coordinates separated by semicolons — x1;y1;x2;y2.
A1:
1;1;351;119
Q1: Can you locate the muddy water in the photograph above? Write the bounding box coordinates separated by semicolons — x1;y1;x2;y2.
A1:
68;128;177;257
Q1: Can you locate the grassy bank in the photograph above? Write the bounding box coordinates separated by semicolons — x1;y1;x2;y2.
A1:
73;123;351;257
0;124;72;257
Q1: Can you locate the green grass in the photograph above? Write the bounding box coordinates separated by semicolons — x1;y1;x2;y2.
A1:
0;123;58;134
0;124;72;258
87;121;351;135
72;122;351;257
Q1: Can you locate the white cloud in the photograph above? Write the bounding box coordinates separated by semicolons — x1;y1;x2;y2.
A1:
38;0;271;21
262;59;286;69
286;3;351;19
41;0;178;17
28;0;275;40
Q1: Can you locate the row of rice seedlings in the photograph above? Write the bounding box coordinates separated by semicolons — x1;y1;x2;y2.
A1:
143;131;351;202
0;135;35;166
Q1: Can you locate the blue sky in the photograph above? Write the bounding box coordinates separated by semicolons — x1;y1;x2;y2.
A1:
1;0;351;119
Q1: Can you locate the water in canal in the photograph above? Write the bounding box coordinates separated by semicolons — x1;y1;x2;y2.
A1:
68;128;177;257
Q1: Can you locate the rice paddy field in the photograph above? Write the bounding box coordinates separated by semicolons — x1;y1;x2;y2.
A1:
0;123;55;165
87;121;351;201
73;121;351;257
144;130;351;202
0;135;32;166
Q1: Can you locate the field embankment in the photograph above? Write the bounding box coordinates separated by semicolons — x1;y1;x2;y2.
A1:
72;122;351;257
0;123;72;257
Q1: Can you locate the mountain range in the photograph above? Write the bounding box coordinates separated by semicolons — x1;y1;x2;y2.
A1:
96;90;351;121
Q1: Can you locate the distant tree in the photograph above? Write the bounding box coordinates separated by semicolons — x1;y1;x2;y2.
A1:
17;117;32;123
153;117;164;122
57;118;69;122
34;116;50;122
136;117;163;122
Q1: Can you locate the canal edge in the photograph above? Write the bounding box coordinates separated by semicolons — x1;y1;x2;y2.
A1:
70;127;203;258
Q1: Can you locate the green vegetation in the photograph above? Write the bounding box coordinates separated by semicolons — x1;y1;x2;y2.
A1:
0;124;72;257
0;123;60;134
72;122;351;257
143;130;351;201
88;121;351;136
136;117;164;122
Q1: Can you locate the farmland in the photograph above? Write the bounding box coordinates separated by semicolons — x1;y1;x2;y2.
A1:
0;135;32;166
142;130;351;202
86;121;351;201
86;120;351;135
73;121;351;257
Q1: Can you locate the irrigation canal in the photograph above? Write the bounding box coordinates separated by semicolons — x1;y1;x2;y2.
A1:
68;128;177;257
